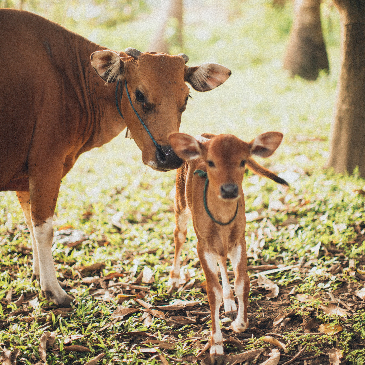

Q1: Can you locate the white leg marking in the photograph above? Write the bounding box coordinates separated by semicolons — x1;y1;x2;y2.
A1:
210;287;224;356
219;259;237;313
229;245;249;333
34;217;69;305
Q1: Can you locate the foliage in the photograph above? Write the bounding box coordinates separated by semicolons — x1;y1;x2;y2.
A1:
2;1;365;364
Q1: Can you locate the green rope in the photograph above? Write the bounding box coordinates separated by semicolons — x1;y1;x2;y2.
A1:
194;170;239;226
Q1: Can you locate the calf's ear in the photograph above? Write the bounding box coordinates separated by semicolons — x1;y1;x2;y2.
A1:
250;132;283;158
185;63;231;92
90;50;125;83
168;133;202;161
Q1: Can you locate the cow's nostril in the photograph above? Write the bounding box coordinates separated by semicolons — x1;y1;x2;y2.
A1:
220;184;238;199
156;146;167;163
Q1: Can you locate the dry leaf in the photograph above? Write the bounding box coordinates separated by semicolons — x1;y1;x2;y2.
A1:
296;293;316;303
103;272;124;280
14;294;25;307
273;311;294;327
39;331;56;363
259;349;281;365
262;336;288;353
225;349;264;365
142;312;153;327
82;276;100;284
0;347;20;365
153;300;200;311
355;287;365;300
328;348;343;365
84;353;105;365
5;289;12;304
318;323;342;335
142;340;175;350
321;304;348;318
142;267;154;284
111;306;139;320
117;294;136;304
257;274;279;299
64;334;84;345
79;262;106;275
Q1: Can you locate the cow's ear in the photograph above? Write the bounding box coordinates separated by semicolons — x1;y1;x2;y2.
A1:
169;133;202;161
90;50;125;83
250;132;283;158
185;63;231;92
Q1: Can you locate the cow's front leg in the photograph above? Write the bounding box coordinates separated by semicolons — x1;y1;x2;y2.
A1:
17;191;39;280
229;242;249;333
199;249;225;365
29;159;73;307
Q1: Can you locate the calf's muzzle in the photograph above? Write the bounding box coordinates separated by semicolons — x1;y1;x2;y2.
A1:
220;183;239;199
155;145;184;171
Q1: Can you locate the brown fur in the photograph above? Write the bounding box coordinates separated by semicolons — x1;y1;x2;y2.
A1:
168;132;287;363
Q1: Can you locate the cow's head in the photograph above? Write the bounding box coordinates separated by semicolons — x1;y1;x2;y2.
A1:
90;48;231;171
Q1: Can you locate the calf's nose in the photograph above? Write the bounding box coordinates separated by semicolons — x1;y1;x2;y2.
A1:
220;183;239;199
156;145;183;171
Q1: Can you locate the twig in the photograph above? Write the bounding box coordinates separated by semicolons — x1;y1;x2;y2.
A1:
281;345;307;365
251;265;299;277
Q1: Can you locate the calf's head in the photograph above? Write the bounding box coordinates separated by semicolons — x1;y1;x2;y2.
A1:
169;132;284;200
90;48;231;171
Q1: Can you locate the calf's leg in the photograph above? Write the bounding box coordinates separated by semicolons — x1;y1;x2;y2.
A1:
229;242;249;332
17;191;39;280
218;258;237;314
199;249;225;365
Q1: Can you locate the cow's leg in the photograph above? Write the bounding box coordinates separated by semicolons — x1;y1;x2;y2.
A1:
199;249;224;365
16;191;40;280
28;160;73;307
168;208;189;292
229;242;249;333
218;257;237;315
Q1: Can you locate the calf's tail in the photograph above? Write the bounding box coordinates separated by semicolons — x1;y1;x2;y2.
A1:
246;158;289;186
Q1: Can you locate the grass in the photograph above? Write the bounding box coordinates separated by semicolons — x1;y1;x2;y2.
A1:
2;1;365;364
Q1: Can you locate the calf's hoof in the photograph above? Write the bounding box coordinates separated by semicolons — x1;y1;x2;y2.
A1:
210;354;225;365
231;319;248;333
41;290;74;308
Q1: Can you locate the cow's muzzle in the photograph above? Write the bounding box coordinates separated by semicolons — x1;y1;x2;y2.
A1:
220;183;239;200
155;145;183;171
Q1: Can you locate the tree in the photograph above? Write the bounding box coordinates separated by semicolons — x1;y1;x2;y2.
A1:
148;0;183;53
283;0;329;80
327;0;365;177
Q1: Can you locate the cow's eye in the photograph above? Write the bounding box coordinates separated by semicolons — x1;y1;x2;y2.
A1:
207;160;215;168
135;90;145;103
240;160;246;167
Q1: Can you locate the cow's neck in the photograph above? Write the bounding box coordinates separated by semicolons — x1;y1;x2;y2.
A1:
69;38;126;154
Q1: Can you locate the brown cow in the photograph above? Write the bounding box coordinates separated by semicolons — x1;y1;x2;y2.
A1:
168;132;287;364
0;9;231;306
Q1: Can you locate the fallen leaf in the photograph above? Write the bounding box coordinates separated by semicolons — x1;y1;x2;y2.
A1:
257;274;279;299
0;347;20;365
273;310;294;327
296;293;317;303
57;229;87;248
5;289;12;304
117;294;136;304
142;340;175;350
167;316;196;324
259;348;281;365
84;353;105;365
64;334;84;345
79;262;106;275
321;304;348;318
82;276;100;284
111;306;139;320
328;348;343;365
262;336;288;353
225;349;264;365
14;294;25;307
153;300;200;311
103;272;124;280
142;312;153;327
355;287;365;300
318;323;342;335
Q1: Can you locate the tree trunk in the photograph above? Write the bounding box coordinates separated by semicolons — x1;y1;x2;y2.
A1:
283;0;329;80
148;0;183;53
327;0;365;177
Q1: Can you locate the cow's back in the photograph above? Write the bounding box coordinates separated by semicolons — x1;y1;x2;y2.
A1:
0;10;96;190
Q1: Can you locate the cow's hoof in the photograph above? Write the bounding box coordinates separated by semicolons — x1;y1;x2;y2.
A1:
210;354;225;365
41;290;74;308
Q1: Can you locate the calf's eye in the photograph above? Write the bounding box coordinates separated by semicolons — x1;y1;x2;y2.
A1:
208;160;215;167
240;160;246;167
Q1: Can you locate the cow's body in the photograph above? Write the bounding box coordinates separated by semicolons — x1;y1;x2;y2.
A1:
0;9;231;306
168;132;287;364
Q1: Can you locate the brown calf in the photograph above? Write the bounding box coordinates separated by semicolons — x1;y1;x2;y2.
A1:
0;9;231;306
168;132;288;364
